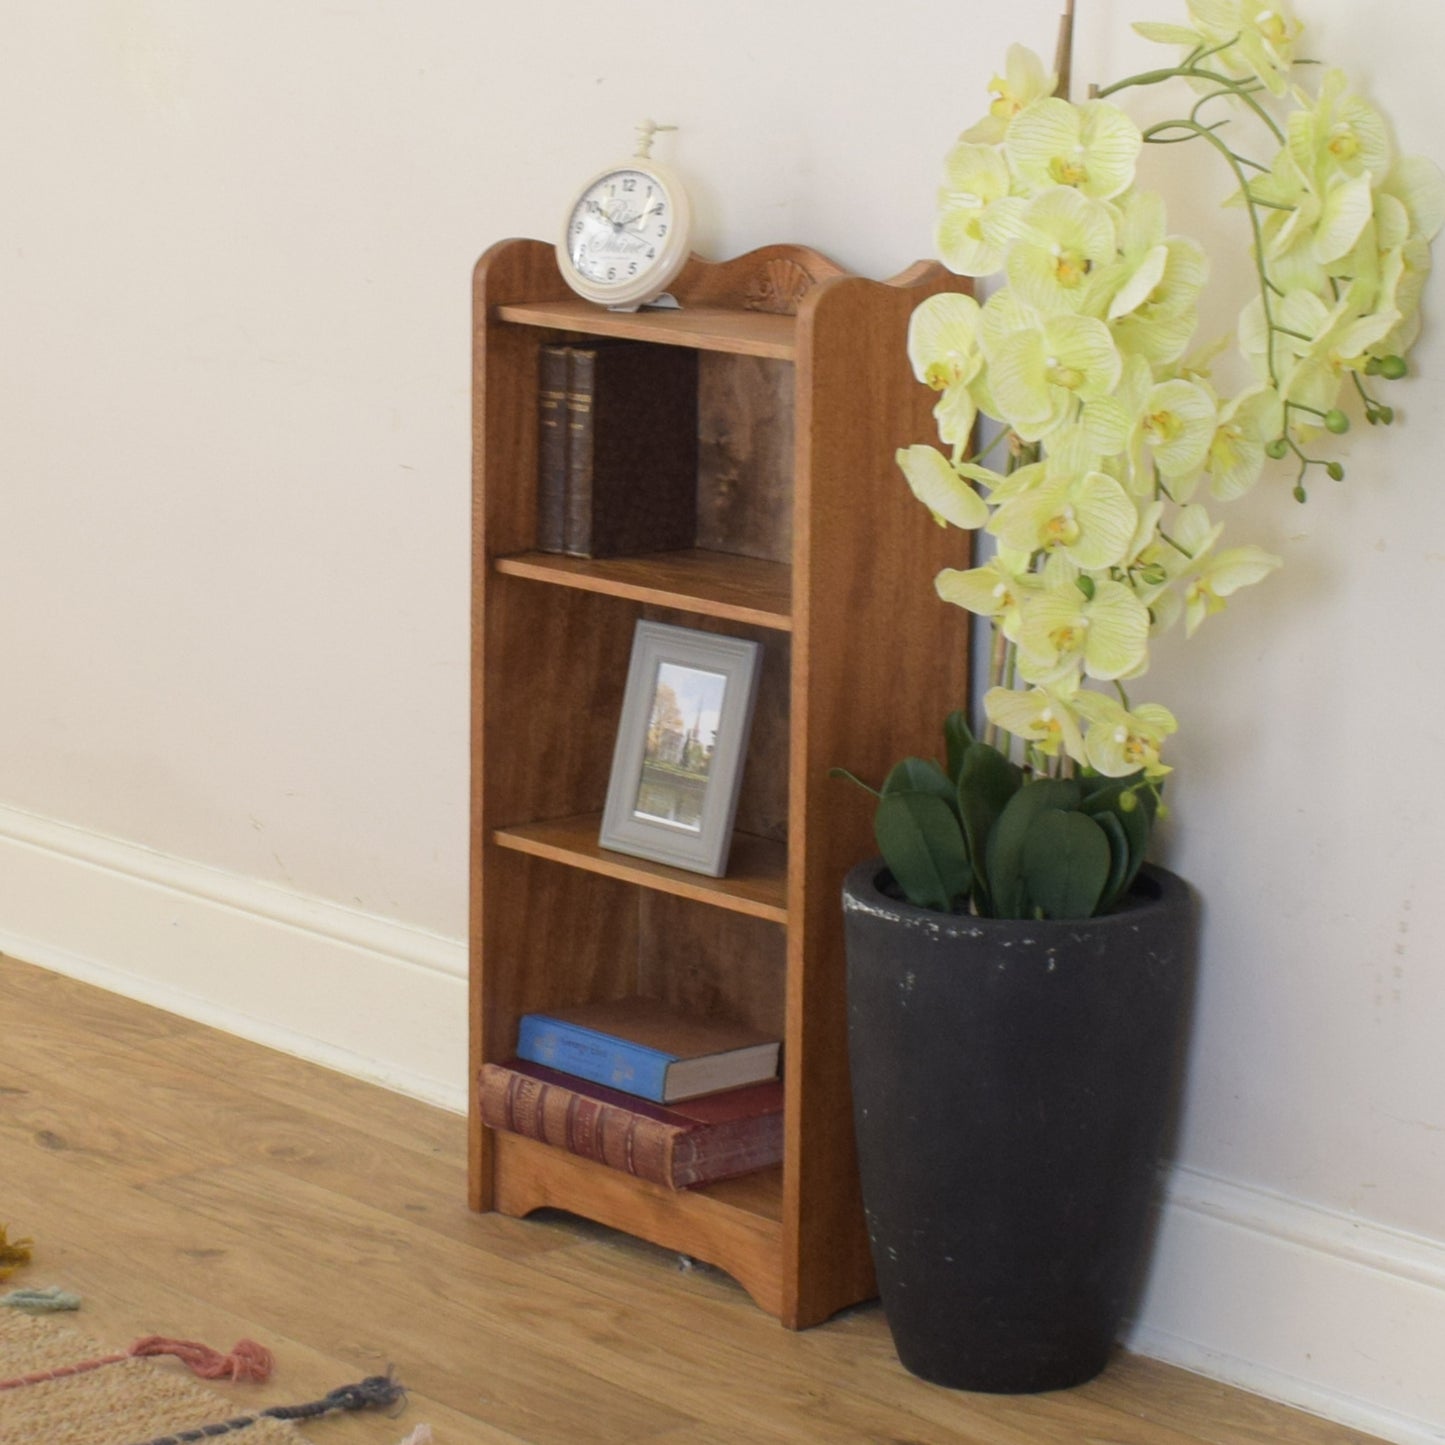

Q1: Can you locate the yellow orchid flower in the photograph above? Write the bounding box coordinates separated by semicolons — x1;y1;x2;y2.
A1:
961;44;1059;145
1109;265;1206;368
1006;98;1143;202
1376;236;1433;359
1271;289;1400;418
1080;354;1217;489
1287;69;1392;189
1006;187;1119;317
1245;147;1374;297
935;549;1037;641
983;683;1087;764
1205;385;1284;501
1073;692;1178;779
1183;545;1283;636
907;292;984;446
1139;378;1219;486
985;305;1124;442
988;464;1139;571
1379;156;1445;247
1128;501;1218;632
1017;578;1152;686
896;445;989;530
935;142;1029;278
1138;0;1301;97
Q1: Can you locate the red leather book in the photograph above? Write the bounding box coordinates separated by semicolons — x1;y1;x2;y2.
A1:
479;1058;783;1190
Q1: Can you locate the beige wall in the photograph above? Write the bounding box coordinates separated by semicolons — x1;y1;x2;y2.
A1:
2;3;1443;1436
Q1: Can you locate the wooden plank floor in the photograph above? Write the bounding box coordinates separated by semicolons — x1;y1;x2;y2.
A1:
0;953;1387;1445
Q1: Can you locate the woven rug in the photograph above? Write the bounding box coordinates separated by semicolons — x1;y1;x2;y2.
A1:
0;1309;405;1445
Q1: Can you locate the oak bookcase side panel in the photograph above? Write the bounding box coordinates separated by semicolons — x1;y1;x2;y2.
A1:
471;238;574;1208
781;263;976;1326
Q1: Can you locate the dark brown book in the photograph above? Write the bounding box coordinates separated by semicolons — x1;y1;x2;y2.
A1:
479;1058;784;1189
564;341;699;558
535;344;572;553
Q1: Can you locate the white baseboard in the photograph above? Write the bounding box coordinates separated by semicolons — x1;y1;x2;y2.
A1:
1;803;1442;1439
0;803;469;1112
1128;1166;1445;1444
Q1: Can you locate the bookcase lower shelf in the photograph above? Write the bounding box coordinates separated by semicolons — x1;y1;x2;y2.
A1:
491;1131;785;1317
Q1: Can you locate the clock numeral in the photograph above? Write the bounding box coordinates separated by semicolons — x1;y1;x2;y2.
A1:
622;178;637;192
647;247;656;259
628;262;638;275
657;223;667;236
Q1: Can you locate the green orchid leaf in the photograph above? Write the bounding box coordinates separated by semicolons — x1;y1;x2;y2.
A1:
957;741;1023;912
874;791;970;913
985;777;1084;918
944;710;976;782
1114;786;1155;898
1079;769;1152;809
1092;807;1133;912
1020;810;1111;920
882;756;955;803
828;767;882;799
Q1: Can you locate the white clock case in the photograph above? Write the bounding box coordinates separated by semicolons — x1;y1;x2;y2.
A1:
556;157;694;310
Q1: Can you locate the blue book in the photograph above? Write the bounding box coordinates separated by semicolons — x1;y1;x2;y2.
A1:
515;996;780;1104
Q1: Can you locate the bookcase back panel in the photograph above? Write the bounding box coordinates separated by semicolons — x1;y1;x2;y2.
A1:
696;354;794;564
640;607;790;846
482;581;639;827
479;849;642;1063
635;892;787;1040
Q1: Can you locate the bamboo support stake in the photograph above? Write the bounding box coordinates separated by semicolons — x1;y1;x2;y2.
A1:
1054;0;1077;102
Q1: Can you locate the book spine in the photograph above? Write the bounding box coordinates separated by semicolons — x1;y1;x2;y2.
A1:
562;346;597;557
535;345;570;553
515;1014;671;1101
480;1064;686;1187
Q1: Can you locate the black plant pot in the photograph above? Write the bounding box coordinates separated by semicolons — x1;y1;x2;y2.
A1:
842;859;1197;1394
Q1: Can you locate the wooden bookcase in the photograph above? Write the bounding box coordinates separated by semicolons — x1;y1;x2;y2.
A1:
469;237;972;1328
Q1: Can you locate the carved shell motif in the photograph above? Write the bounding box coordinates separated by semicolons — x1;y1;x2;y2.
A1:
744;258;817;315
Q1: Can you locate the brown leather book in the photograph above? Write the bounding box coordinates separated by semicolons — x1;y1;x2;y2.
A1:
479;1057;784;1190
563;341;699;558
535;344;572;553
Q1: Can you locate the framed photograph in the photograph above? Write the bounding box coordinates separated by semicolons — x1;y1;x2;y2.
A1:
600;621;762;877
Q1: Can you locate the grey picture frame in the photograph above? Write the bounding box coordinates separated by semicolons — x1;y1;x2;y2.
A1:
599;621;761;877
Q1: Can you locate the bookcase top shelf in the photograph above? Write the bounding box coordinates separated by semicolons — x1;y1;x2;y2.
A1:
494;549;793;632
494;299;797;360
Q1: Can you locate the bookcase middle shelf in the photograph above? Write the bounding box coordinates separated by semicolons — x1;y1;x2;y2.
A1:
493;814;788;924
493;549;792;632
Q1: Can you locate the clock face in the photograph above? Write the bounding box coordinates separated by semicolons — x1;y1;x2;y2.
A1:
559;164;689;307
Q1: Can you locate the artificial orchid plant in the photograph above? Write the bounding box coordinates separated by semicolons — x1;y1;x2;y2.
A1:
847;1;1443;918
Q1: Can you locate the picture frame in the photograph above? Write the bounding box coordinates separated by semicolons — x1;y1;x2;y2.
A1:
600;621;762;877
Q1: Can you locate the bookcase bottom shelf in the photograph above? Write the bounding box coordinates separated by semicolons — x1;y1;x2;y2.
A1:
491;1131;785;1319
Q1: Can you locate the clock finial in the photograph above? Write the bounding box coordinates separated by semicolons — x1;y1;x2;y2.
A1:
634;119;677;160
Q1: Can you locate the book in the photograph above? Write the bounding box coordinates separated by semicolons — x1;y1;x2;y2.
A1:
515;996;780;1103
479;1058;784;1190
535;344;571;553
562;341;699;558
